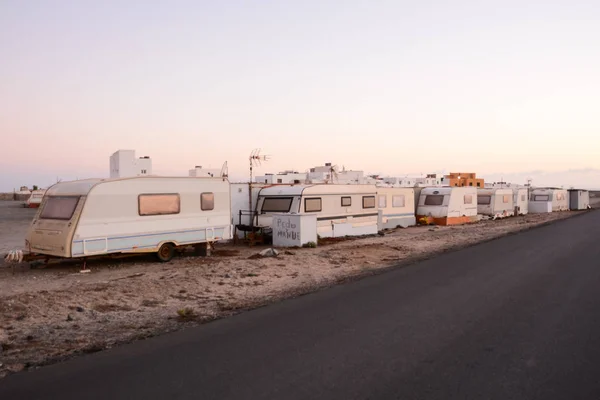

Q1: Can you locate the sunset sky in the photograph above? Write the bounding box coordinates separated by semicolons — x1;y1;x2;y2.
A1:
1;0;599;190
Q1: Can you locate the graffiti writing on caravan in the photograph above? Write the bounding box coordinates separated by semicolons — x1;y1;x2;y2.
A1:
275;217;299;240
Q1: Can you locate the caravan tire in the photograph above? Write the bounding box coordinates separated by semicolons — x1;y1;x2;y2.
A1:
157;243;175;262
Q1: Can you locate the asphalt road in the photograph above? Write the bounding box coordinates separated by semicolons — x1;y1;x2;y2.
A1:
2;211;600;400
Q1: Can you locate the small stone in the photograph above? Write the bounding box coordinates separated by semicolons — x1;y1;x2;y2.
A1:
66;315;73;322
259;248;279;257
76;306;84;313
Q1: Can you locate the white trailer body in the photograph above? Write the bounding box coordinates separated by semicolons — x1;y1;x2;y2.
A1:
529;188;569;212
416;187;478;225
513;188;529;215
477;188;515;218
255;184;379;238
376;187;416;229
26;176;232;261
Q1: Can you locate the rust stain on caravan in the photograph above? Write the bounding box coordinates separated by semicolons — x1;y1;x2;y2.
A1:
417;215;478;226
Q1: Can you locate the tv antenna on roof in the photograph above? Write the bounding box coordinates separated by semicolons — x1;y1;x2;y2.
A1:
249;149;270;183
248;149;271;214
220;161;228;178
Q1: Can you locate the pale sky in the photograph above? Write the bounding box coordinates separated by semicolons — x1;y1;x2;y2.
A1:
1;0;599;190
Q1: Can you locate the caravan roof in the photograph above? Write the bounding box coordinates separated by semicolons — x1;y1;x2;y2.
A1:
46;176;228;197
258;184;377;197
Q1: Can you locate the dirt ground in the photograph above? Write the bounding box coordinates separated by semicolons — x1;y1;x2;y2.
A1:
0;202;592;378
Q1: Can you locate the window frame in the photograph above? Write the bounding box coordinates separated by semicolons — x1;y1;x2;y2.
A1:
201;192;215;211
304;197;322;213
362;196;376;209
392;195;405;208
138;193;181;216
341;196;352;207
464;194;473;204
477;195;491;205
261;197;294;213
424;194;444;206
39;196;80;220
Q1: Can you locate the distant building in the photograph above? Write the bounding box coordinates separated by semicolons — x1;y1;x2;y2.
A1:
308;163;364;184
380;173;442;187
189;166;222;178
255;171;307;184
444;172;484;188
109;150;152;178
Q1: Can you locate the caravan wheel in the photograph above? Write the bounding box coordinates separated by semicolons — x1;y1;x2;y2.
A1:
157;243;175;262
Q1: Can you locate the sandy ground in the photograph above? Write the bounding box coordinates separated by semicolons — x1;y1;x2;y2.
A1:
0;202;594;378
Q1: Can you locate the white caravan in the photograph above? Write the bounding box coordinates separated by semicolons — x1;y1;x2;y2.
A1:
376;187;416;229
255;184;379;238
477;188;515;219
529;188;569;213
416;187;478;225
512;188;529;215
25;189;46;208
25;176;232;262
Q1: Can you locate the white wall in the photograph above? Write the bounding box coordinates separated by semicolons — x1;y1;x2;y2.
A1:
255;173;307;184
109;150;152;178
189;166;221;177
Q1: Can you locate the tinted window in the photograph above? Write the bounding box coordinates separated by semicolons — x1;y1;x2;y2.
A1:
341;196;352;207
304;198;322;212
201;192;214;211
478;195;491;205
261;197;293;212
362;196;376;208
139;194;180;216
392;195;405;208
534;195;550;201
424;195;444;206
40;196;80;220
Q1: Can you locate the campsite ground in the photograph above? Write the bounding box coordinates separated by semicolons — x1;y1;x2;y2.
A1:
0;199;597;378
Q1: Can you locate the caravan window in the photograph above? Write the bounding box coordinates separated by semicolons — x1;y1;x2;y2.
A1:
424;195;444;206
464;195;473;204
521;194;526;201
556;193;564;200
362;196;376;209
378;195;387;208
201;192;214;211
503;195;510;203
534;195;550;201
139;194;180;216
40;196;80;220
261;197;293;213
392;195;405;208
478;195;491;205
341;196;352;207
304;198;322;212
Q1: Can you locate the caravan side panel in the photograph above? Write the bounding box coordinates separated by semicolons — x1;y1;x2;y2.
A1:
513;189;528;215
71;178;231;257
376;187;416;229
417;187;477;226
